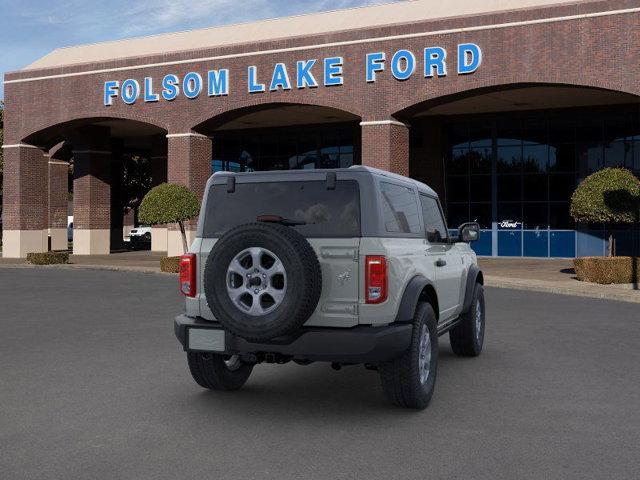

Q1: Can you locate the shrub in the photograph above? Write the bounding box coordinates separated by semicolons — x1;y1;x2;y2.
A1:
574;256;640;284
160;256;181;273
27;251;70;265
571;168;640;224
570;168;640;256
139;183;200;254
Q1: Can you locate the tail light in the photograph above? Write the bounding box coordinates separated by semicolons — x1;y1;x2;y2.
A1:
365;256;387;304
179;254;197;297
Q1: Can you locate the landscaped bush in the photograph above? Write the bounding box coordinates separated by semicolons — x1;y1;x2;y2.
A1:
139;183;200;254
26;251;69;265
160;256;181;273
570;168;640;257
574;256;640;284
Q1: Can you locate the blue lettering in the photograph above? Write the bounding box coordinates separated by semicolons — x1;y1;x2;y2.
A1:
390;50;415;81
121;79;140;104
458;43;482;74
104;80;119;106
183;72;203;99
366;52;385;82
208;69;229;96
161;74;179;101
270;63;292;91
248;66;265;93
424;47;447;77
143;77;159;102
296;60;318;89
324;57;343;86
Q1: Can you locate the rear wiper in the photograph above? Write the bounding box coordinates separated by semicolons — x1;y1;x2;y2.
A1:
256;215;307;226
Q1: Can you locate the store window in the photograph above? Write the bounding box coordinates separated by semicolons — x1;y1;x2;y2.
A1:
442;105;640;257
211;123;358;173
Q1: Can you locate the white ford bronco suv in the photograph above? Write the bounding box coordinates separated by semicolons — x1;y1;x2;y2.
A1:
174;166;485;409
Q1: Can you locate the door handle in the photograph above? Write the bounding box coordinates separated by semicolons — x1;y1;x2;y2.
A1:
435;259;447;267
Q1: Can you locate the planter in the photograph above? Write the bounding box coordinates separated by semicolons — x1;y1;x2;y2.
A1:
160;256;181;273
573;256;640;284
26;251;70;265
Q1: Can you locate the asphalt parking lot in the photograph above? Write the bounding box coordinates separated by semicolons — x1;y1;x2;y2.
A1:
1;268;639;480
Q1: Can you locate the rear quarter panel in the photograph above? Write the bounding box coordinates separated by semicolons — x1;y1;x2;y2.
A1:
358;237;428;326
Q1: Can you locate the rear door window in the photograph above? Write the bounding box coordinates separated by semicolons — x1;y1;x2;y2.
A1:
203;180;360;238
380;182;421;234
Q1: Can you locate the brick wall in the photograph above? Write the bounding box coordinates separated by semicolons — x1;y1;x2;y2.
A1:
2;0;640;245
2;146;48;230
361;123;410;175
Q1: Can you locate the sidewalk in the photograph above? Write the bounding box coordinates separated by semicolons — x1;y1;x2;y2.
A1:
0;251;169;275
479;258;640;303
1;251;639;303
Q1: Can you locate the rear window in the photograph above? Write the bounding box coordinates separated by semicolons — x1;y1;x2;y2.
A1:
203;180;360;238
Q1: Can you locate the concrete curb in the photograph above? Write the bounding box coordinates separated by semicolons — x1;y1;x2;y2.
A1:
485;276;640;304
0;263;175;276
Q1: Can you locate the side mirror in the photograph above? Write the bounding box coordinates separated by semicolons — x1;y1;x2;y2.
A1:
458;222;480;243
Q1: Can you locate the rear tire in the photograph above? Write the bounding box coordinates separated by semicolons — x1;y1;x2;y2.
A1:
379;302;438;409
449;283;485;357
187;352;253;391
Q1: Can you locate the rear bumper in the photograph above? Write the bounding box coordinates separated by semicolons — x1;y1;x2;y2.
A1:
174;315;412;364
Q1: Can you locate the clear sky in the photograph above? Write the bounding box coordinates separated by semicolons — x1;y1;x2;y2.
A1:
0;0;398;100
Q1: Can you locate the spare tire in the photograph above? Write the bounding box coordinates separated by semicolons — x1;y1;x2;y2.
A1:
204;222;322;342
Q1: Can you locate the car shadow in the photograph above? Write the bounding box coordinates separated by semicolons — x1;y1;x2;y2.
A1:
183;347;470;422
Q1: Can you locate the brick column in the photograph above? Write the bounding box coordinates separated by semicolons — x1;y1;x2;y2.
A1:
166;132;212;256
71;127;112;255
48;159;69;251
1;144;49;258
110;148;125;251
72;149;112;254
360;120;409;176
150;134;168;253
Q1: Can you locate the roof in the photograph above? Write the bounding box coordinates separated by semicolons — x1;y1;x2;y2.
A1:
210;166;438;197
25;0;587;70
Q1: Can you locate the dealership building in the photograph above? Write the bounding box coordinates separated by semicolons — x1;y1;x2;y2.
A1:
2;0;640;258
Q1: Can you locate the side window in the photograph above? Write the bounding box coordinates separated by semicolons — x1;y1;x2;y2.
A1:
420;195;448;243
380;182;421;234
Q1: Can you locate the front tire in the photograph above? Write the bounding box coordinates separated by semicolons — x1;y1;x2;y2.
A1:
187;352;253;391
379;302;438;409
449;283;485;357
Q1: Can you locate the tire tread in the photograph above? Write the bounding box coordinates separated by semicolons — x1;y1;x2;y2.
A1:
379;302;438;409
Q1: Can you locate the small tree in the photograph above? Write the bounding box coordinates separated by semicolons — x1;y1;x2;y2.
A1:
138;183;200;253
570;168;640;256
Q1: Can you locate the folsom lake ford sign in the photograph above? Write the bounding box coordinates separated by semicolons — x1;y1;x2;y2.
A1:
103;43;482;106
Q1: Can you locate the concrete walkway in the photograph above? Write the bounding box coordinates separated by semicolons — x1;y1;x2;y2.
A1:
2;251;639;303
0;250;169;275
479;258;640;303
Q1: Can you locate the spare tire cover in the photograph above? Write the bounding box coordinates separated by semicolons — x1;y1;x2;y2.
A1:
204;222;322;342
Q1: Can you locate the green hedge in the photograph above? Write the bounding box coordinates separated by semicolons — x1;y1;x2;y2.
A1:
574;257;640;284
27;251;69;265
160;256;181;273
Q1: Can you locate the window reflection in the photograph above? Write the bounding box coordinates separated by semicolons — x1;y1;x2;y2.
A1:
212;123;358;173
443;106;640;238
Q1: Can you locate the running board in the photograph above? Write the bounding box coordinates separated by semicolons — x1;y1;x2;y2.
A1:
437;316;462;336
